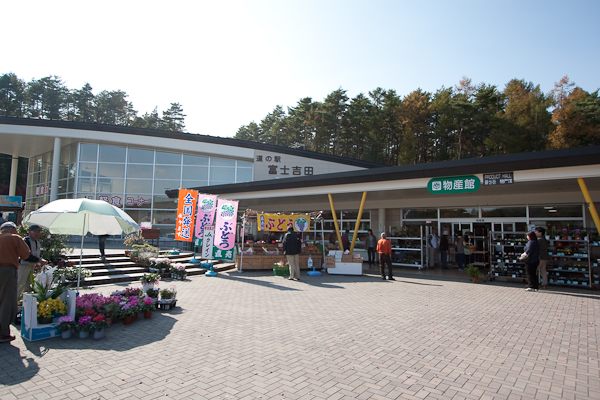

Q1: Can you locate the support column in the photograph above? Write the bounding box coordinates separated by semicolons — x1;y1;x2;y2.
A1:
50;137;61;202
9;154;18;196
378;208;386;236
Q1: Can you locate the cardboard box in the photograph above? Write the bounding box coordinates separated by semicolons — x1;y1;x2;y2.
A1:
341;254;353;262
353;257;364;263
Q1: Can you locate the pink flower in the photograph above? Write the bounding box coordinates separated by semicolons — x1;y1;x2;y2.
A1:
144;297;153;305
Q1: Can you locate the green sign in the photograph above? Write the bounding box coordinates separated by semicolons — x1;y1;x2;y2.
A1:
427;175;480;194
212;245;236;261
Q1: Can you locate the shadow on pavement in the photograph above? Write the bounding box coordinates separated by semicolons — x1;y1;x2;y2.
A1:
21;313;177;355
0;344;40;386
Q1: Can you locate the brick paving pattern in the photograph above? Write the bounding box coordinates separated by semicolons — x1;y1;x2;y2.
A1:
1;270;599;399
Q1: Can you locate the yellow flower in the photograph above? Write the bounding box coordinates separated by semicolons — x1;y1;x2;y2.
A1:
37;298;67;318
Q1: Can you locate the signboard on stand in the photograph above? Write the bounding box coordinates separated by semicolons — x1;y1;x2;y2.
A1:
202;226;215;259
175;189;198;242
194;194;218;247
257;213;310;232
213;199;239;260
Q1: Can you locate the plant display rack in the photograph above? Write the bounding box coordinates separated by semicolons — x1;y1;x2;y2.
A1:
490;231;597;289
389;226;424;269
470;235;491;281
21;289;76;342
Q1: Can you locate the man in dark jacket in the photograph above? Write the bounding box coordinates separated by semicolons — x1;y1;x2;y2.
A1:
18;225;45;298
283;226;302;280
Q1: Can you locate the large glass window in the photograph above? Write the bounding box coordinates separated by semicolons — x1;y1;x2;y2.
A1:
128;148;154;164
99;145;126;163
154;165;181;180
98;164;125;178
154;180;180;194
78;178;95;193
210;167;235;184
155;151;181;165
481;207;526;218
182;180;208;189
440;208;479;218
126;179;153;194
97;178;124;193
78;163;97;178
182;166;208;180
403;208;437;219
79;144;98;162
153;195;177;210
236;168;253;183
529;205;583;218
127;165;153;179
183;154;208;165
211;158;235;167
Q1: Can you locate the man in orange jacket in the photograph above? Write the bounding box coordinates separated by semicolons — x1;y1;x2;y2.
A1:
376;232;394;280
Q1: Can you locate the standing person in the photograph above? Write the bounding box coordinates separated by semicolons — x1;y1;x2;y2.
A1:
98;234;109;261
364;229;377;268
427;228;439;268
462;233;471;268
341;229;350;251
328;231;337;247
0;213;6;226
456;232;465;270
0;222;39;343
18;225;45;297
376;233;394;280
535;227;550;289
439;230;449;269
282;226;302;281
522;231;540;291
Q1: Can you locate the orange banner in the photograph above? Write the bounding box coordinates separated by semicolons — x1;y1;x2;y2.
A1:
175;189;198;241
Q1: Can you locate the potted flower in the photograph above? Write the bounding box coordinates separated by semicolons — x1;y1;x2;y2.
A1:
140;273;161;292
76;316;92;338
158;288;177;310
171;263;187;280
465;264;481;283
116;302;136;325
141;297;156;319
88;314;109;339
124;231;147;257
149;257;171;273
56;315;75;339
37;297;67;324
146;287;159;300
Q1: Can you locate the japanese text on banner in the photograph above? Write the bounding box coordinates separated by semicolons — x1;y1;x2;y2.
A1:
257;214;310;232
195;194;218;241
213;199;239;253
175;189;198;242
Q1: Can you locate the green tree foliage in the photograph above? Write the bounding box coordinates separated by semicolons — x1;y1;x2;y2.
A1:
235;76;599;166
0;73;186;131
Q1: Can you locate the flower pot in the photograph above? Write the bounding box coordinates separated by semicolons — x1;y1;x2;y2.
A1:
142;283;157;292
79;331;89;339
123;316;133;325
61;330;72;339
562;236;568;240
38;316;53;325
93;329;105;339
144;310;152;319
471;277;479;283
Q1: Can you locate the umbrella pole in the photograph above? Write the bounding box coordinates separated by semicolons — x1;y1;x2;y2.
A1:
76;213;86;294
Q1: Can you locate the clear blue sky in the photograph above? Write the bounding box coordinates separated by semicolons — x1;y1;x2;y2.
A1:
2;0;599;137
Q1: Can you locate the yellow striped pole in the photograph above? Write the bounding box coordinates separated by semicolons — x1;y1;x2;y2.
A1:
577;178;600;232
350;192;368;254
328;194;344;251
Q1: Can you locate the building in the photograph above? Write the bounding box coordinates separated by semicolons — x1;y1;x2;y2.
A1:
0;117;380;237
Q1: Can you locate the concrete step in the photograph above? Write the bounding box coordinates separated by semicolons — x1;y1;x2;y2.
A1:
62;250;237;286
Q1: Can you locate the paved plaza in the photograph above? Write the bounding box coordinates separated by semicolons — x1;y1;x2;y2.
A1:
1;268;599;400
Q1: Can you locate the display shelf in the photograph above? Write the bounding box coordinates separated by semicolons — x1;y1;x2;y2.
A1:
389;227;424;269
491;231;593;288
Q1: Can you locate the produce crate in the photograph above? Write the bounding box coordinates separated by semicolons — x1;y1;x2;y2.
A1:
273;263;290;276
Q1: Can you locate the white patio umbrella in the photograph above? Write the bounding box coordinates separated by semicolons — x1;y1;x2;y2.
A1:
22;198;140;292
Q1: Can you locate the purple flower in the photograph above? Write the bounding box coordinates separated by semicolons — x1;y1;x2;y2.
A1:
58;316;73;323
121;304;131;311
78;316;92;325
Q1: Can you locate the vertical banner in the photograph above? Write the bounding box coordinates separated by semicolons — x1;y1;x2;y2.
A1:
213;198;239;260
202;226;215;259
194;194;218;247
175;189;198;242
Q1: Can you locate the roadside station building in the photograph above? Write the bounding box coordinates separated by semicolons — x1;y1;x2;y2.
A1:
2;117;599;244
